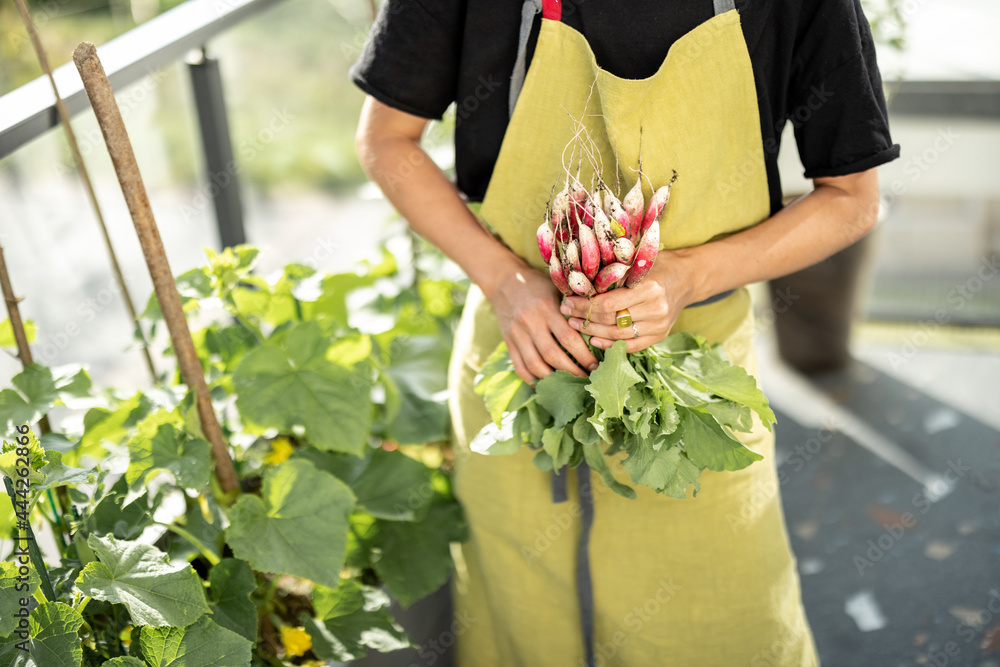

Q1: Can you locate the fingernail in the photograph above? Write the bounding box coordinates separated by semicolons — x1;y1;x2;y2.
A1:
589;363;599;371
569;319;579;330
560;304;571;315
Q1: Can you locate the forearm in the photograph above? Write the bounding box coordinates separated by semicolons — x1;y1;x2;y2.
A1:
675;170;880;303
357;132;525;299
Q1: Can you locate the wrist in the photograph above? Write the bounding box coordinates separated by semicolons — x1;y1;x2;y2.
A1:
662;246;712;306
471;250;528;302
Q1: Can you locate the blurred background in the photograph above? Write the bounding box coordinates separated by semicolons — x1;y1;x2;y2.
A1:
1;0;998;664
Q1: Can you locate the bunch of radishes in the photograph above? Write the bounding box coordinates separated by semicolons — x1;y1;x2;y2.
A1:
537;168;677;297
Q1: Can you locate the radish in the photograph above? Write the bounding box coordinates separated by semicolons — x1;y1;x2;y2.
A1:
594;262;629;293
602;189;630;238
568;270;596;297
625;217;659;287
536;222;555;264
622;177;644;240
578;224;600;281
613;237;635;265
592;209;617;265
639;170;678;237
565;240;582;272
549;253;573;296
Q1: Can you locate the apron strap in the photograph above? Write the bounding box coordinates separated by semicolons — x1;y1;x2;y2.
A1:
509;0;543;117
714;0;736;14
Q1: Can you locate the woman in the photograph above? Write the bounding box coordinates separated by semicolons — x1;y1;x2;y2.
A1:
352;0;899;664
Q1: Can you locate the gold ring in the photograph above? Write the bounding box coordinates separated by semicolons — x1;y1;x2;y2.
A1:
615;308;632;328
632;323;639;339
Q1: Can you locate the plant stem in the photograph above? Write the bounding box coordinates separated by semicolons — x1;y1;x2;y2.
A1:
161;522;221;566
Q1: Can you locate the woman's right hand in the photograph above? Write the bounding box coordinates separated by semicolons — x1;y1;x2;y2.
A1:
482;260;600;385
355;96;596;383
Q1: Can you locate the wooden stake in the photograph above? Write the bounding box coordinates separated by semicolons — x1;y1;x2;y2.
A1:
72;42;240;495
13;0;158;384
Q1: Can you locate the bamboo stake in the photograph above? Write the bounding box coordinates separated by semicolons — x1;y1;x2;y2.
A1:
72;42;240;495
0;242;71;549
12;0;158;384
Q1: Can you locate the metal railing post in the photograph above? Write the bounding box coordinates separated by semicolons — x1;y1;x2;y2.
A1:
188;48;246;249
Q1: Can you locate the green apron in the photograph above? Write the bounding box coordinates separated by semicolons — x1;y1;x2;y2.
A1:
447;1;820;664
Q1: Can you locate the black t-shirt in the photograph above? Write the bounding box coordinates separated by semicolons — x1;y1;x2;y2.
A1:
350;0;900;216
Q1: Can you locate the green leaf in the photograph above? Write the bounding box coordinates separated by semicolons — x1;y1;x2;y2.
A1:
581;440;635;500
125;411;212;491
349;448;434;521
622;437;701;499
572;411;600;447
470;412;522;456
103;658;146;666
677;353;776;427
541;427;573;470
678;408;763;472
302;585;409;662
480;371;529;426
705;401;754;433
25;602;84;667
77;534;211;627
382;336;451;445
586;341;642;420
81;475;153;539
534;371;590;428
233;320;373;455
34;451;98;494
0;561;40;637
140;614;253;666
305;273;378;326
224;459;356;589
312;578;364;620
366;497;466;608
0;319;35;347
207;559;257;643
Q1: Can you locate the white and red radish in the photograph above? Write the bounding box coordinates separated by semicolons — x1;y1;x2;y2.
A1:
540;137;677;318
639;170;678;237
568;270;597;297
613;237;635;265
564;240;583;273
622;177;645;241
592;209;617;266
578;224;601;281
625;214;660;287
549;253;573;296
537;222;555;264
594;262;629;293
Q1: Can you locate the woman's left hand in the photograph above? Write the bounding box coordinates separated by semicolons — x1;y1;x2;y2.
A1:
559;250;697;353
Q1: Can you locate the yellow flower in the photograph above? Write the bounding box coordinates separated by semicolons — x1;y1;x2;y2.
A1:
265;437;294;465
281;625;312;657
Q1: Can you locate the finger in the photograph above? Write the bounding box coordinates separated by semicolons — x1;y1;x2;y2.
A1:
506;339;536;386
587;335;665;354
533;328;591;378
576;318;668;345
511;329;556;381
561;283;660;322
549;315;600;371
